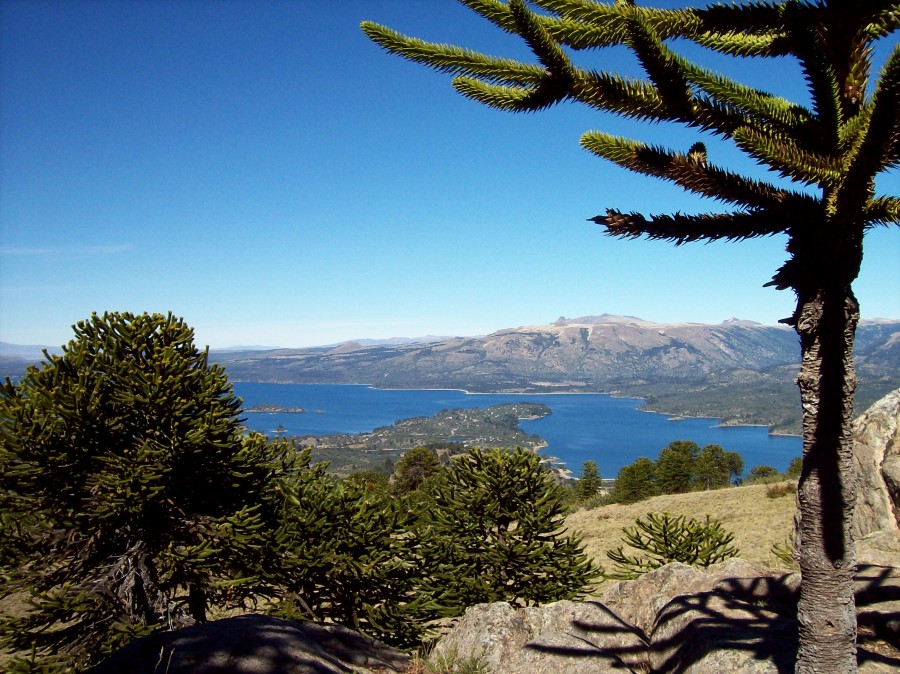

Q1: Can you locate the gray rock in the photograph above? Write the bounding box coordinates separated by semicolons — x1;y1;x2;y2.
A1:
649;589;796;673
431;600;647;674
852;389;900;545
598;557;776;636
87;614;409;674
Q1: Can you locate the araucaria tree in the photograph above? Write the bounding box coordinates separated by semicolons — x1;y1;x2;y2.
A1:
576;459;602;500
362;2;899;670
0;312;292;671
417;447;597;615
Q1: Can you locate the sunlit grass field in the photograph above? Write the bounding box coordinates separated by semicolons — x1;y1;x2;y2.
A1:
566;481;799;590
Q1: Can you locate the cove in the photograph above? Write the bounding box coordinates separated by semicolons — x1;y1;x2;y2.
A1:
233;383;802;478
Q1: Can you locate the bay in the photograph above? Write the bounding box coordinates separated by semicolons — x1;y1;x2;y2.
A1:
233;383;802;478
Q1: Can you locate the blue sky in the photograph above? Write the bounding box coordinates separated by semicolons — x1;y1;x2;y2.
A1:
2;1;898;349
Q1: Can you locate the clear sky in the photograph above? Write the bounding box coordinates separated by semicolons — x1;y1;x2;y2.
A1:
2;1;898;349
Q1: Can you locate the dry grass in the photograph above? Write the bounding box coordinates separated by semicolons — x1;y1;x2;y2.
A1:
566;481;799;591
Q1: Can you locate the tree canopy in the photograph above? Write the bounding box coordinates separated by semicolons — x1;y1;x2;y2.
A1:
362;4;898;668
0;312;293;670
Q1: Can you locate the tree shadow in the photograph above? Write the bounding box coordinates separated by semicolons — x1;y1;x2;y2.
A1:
87;614;409;674
525;567;899;673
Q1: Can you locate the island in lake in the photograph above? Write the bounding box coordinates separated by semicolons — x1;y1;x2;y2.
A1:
284;403;556;477
246;403;306;414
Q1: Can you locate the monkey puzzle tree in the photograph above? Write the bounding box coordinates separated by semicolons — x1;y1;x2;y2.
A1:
654;439;700;494
417;447;598;615
362;2;899;670
576;459;602;500
0;312;291;671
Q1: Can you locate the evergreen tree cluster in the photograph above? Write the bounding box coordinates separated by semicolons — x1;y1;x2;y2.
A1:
0;312;597;672
610;441;744;504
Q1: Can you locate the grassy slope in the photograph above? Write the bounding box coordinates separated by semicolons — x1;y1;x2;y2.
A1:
566;481;799;591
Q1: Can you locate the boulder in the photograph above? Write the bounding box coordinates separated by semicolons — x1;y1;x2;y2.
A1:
430;600;648;673
430;562;898;673
597;557;778;636
650;591;796;674
87;614;409;674
852;389;900;543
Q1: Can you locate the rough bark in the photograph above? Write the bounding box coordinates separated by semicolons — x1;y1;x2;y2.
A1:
794;287;860;673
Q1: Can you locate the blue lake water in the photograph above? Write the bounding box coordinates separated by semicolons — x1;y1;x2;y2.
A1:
233;383;802;478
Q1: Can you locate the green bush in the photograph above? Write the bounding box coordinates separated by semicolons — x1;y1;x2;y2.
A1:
604;512;740;580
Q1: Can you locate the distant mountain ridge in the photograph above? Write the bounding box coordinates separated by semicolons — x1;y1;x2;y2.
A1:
210;315;899;433
214;314;805;388
4;316;897;433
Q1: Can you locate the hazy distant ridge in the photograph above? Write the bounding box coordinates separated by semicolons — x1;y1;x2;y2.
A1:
4;315;896;433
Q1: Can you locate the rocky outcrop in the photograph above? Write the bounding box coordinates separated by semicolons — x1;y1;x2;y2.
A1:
433;562;899;674
597;558;782;636
853;389;900;567
429;600;647;673
87;614;408;674
854;388;900;534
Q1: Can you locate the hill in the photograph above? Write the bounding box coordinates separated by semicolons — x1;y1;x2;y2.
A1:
212;315;899;433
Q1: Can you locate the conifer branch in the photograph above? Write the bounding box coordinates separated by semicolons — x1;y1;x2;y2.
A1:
360;22;546;85
733;125;844;186
623;12;694;119
784;9;841;151
580;131;812;210
593;208;789;244
571;69;672;122
865;196;900;227
848;44;900;179
690;29;784;57
680;59;815;138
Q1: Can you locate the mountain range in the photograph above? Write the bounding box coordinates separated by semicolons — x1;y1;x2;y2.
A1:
3;315;897;434
209;314;898;433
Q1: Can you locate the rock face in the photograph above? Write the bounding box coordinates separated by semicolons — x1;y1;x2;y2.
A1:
434;562;899;674
430;600;648;673
87;614;409;674
853;388;900;536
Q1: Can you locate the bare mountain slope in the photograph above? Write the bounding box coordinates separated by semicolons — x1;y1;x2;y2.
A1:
218;316;800;389
213;316;898;433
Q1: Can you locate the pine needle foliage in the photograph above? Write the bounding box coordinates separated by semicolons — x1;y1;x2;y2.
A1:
0;312;293;672
417;447;598;617
273;466;435;648
604;512;740;580
362;3;898;668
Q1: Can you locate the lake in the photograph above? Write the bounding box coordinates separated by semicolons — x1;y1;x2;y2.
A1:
233;383;802;478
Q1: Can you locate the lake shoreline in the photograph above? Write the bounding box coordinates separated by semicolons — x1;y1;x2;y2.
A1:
234;382;803;476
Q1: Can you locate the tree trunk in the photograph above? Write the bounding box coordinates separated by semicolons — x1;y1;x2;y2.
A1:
794;286;859;673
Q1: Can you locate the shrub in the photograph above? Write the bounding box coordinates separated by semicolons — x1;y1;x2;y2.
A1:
766;482;798;499
747;465;781;483
604;512;740;580
785;456;803;480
